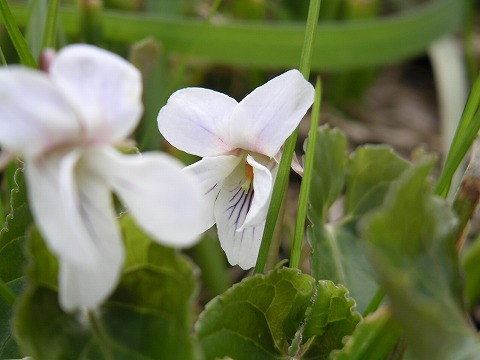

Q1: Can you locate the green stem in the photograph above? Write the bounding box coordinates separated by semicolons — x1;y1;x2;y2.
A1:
363;287;385;317
0;0;36;67
0;278;15;307
42;0;60;49
254;0;321;275
88;310;114;360
290;78;322;269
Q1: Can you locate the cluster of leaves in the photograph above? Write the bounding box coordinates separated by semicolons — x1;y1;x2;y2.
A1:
1;126;480;359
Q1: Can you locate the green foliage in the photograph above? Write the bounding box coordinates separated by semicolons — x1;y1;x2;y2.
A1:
14;215;201;360
7;0;463;71
0;168;31;359
362;157;480;359
462;233;480;308
196;267;360;360
332;309;402;360
308;126;410;313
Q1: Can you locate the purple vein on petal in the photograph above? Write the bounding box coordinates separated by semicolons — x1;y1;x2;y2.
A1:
204;183;218;196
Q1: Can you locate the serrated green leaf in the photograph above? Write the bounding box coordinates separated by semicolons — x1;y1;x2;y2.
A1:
0;168;32;359
196;268;360;360
14;215;201;360
361;158;480;359
345;146;410;216
0;168;32;284
308;126;347;222
331;308;402;360
308;127;410;313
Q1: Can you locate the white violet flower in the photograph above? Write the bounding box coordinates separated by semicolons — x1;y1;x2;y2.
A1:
0;44;203;311
158;70;314;269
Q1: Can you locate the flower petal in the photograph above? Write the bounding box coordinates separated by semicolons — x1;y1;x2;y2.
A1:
50;44;143;142
58;164;124;311
86;147;204;247
25;150;100;266
238;155;274;230
229;69;315;157
213;164;264;269
0;68;80;157
158;88;237;157
26;148;124;310
184;154;243;232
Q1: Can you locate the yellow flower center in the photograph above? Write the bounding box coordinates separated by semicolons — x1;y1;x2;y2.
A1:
241;162;254;193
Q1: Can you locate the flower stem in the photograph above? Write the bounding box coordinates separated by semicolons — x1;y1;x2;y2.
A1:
0;0;36;67
254;0;321;274
290;77;322;269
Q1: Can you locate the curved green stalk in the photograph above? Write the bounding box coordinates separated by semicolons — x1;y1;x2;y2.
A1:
290;78;322;269
435;75;480;197
254;0;321;274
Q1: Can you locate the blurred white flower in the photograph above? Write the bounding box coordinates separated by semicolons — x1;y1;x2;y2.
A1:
158;70;314;269
0;44;203;311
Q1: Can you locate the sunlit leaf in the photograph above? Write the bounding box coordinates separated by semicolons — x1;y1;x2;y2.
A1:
196;267;360;360
361;157;480;359
14;215;201;360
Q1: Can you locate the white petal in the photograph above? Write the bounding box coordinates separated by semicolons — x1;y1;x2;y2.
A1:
59;252;122;311
0;68;80;157
50;44;143;142
26;148;124;310
229;69;315;157
58;165;124;311
158;88;237;157
25;150;101;266
238;155;273;230
87;147;204;247
184;154;243;232
213;164;264;269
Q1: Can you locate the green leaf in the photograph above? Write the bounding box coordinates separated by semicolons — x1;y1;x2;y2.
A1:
308;126;347;222
462;233;480;308
196;267;360;360
0;168;32;285
345;146;410;216
332;308;402;360
14;215;201;360
361;157;480;359
0;0;37;67
308;127;410;313
0;168;32;359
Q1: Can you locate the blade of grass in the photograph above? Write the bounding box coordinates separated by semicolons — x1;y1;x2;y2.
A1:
290;77;322;269
435;74;480;197
254;0;321;274
0;0;36;67
0;44;7;65
42;0;60;48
